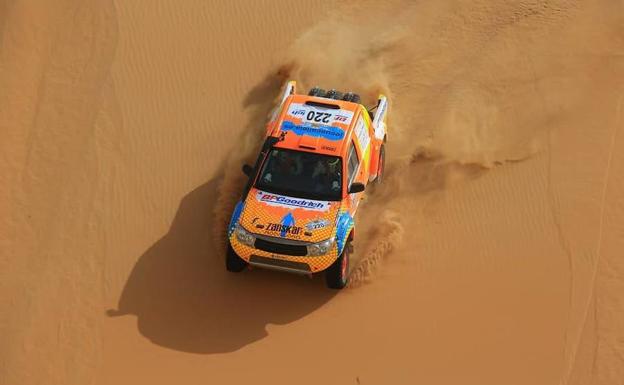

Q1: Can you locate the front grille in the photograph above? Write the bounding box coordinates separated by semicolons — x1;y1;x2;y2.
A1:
254;238;308;256
250;255;311;272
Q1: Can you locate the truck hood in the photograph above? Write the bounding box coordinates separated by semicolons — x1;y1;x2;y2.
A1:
240;188;340;243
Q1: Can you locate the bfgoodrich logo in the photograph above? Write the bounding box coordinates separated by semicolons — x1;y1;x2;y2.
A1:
256;191;330;212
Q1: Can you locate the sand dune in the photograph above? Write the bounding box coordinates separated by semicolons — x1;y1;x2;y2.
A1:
1;1;623;384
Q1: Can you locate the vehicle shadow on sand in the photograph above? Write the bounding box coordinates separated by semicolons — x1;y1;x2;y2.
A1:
107;178;336;354
107;69;336;354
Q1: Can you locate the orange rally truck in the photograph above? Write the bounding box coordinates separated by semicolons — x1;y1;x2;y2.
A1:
226;81;388;289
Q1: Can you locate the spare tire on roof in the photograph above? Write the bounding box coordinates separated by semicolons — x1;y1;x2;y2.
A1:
325;89;343;100
308;87;326;97
342;92;361;103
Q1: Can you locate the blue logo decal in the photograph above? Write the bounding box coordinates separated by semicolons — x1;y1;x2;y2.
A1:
335;211;354;253
281;121;345;141
227;201;244;236
280;212;295;238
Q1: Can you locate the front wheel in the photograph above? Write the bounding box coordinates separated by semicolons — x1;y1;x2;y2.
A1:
226;244;248;272
325;244;350;289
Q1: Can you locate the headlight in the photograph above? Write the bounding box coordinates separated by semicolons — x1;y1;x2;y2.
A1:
234;224;255;247
307;237;335;256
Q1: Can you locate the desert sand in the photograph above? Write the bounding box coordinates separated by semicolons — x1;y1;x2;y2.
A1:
1;1;623;384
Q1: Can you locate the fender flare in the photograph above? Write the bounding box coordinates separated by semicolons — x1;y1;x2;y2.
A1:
227;201;245;237
335;211;355;254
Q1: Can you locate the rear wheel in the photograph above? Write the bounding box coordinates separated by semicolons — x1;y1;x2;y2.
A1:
375;144;385;184
325;243;350;289
226;244;248;272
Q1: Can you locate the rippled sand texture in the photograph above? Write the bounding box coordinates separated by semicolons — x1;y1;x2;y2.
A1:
1;1;623;384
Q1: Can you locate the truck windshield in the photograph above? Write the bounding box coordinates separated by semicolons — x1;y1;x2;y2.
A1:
255;148;343;201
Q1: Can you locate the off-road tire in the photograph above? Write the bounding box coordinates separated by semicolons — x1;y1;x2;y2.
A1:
325;243;350;289
343;92;361;103
325;89;343;100
226;244;248;272
308;87;326;97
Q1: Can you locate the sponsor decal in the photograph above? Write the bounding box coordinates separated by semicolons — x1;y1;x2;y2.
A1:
306;219;329;231
266;223;302;236
280;212;296;237
287;103;354;125
227;201;244;236
251;216;264;229
336;211;354;253
354;117;371;152
256;191;331;212
281;121;345;141
334;114;350;123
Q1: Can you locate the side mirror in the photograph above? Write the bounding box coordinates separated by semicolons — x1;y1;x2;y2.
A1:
266;136;280;147
242;164;254;177
348;182;365;194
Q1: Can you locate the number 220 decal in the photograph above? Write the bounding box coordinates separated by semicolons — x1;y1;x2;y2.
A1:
287;103;354;125
305;111;331;123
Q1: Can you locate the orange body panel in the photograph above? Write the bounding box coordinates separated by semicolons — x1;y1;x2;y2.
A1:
228;82;387;274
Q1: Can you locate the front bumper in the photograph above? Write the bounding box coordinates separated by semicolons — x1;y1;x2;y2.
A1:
248;255;313;274
229;233;339;274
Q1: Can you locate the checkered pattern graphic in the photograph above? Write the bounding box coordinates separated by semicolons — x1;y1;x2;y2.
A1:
240;189;341;243
230;189;356;273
